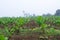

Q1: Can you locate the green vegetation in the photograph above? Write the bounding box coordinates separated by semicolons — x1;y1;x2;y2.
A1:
0;16;60;40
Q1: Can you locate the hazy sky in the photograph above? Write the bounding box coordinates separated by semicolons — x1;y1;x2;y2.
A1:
0;0;60;17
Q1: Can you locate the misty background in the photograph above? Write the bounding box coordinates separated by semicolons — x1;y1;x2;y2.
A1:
0;0;60;17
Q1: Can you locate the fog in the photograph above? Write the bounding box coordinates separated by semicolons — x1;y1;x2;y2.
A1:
0;0;60;17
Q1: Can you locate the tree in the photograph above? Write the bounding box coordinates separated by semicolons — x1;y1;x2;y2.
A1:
42;13;52;16
55;9;60;16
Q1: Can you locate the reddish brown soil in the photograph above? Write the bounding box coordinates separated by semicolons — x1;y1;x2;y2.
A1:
8;35;48;40
22;20;39;29
0;20;60;40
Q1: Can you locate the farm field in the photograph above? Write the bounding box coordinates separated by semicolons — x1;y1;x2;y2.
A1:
0;16;60;40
